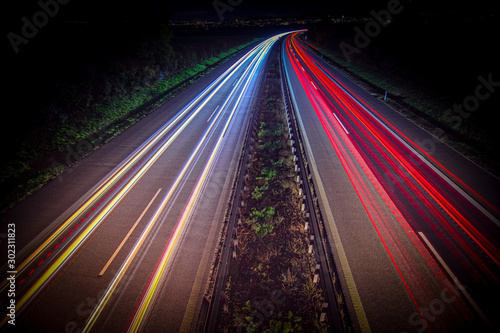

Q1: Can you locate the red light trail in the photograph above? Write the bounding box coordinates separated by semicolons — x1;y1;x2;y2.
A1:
283;31;499;330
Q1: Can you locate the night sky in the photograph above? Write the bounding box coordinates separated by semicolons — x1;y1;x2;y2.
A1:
168;0;362;20
4;0;495;34
2;0;500;243
167;0;494;20
4;0;497;84
2;0;387;67
4;0;399;27
3;0;498;104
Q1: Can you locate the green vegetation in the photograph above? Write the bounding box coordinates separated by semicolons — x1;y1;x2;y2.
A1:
219;44;328;332
1;25;261;212
308;11;499;176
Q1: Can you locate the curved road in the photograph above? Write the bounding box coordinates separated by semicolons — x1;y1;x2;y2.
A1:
282;32;500;333
0;33;289;333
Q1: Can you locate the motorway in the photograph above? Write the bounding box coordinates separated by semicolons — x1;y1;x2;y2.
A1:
0;33;289;333
282;32;500;332
2;29;499;333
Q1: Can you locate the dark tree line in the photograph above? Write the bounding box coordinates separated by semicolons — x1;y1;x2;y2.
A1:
2;1;254;210
308;1;500;173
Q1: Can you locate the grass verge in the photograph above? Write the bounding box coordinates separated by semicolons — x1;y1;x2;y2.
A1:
304;37;500;178
217;42;329;333
0;38;262;213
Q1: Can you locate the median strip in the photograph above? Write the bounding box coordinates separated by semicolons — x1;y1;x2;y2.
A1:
216;38;332;332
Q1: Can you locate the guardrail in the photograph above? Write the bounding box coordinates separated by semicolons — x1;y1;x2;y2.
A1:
279;36;353;333
198;35;353;333
195;45;268;333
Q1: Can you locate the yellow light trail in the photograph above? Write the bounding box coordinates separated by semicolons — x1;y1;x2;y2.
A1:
0;39;273;330
0;33;271;300
80;35;286;333
125;35;284;333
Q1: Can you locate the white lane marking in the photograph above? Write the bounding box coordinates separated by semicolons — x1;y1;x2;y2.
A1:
207;105;220;122
98;188;162;277
84;38;280;333
313;56;500;228
310;80;317;90
126;34;280;333
333;112;349;135
418;231;490;325
282;46;372;333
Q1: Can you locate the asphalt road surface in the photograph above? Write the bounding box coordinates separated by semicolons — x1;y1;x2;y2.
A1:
0;33;289;333
2;30;498;333
282;32;500;333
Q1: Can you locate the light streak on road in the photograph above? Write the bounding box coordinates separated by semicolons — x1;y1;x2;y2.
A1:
125;33;285;333
98;188;163;277
418;231;490;325
0;33;289;329
79;33;288;333
1;43;259;294
284;37;438;326
283;32;497;327
285;32;500;274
